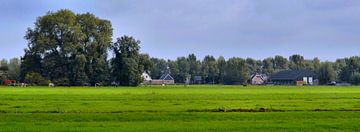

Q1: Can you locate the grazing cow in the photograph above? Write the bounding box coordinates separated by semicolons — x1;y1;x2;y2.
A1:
49;83;55;87
21;83;28;87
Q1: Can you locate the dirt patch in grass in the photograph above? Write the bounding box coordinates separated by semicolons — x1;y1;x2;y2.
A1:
188;108;285;112
188;108;360;113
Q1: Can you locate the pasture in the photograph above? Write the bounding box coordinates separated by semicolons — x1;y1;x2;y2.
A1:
0;85;359;131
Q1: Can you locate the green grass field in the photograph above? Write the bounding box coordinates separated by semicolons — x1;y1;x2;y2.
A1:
0;85;360;131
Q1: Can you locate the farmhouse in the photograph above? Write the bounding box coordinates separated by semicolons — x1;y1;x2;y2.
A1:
250;74;267;85
270;69;316;85
141;72;152;83
151;73;175;85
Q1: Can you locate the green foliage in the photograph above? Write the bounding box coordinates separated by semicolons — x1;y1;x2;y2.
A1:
111;36;143;86
317;62;336;84
175;57;190;83
187;54;201;82
7;58;21;80
289;54;305;70
350;72;360;85
24;72;49;86
23;9;112;86
262;57;274;74
217;56;226;84
149;58;168;79
201;55;219;84
274;55;288;70
224;57;249;84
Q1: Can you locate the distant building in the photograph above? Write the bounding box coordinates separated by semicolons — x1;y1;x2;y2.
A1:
151;73;175;85
250;74;267;85
141;72;152;83
194;76;202;84
270;69;316;85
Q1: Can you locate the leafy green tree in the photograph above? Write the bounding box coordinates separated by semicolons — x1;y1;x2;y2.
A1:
262;58;274;74
20;50;42;82
168;60;180;82
201;55;219;84
24;72;49;86
339;56;360;82
139;54;153;73
289;54;305;70
110;36;142;86
175;57;190;83
23;9;112;85
350;72;360;85
246;58;262;74
78;13;112;85
149;58;168;79
224;57;249;84
187;54;201;83
7;58;21;80
318;62;336;84
0;59;8;67
274;55;288;70
217;56;226;84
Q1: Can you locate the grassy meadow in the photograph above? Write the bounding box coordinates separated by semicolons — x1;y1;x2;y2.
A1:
0;85;359;131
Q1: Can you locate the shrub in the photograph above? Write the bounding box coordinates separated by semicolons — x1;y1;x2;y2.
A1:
24;72;50;86
350;72;360;85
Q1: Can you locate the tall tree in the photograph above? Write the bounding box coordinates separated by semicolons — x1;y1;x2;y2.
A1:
217;56;226;84
149;58;168;79
262;58;274;74
111;36;142;86
201;55;219;84
274;55;288;70
289;54;305;70
246;58;262;74
168;60;180;82
77;13;113;85
318;62;336;84
224;57;248;84
20;50;42;82
187;54;201;83
175;57;190;83
7;58;21;80
23;9;112;85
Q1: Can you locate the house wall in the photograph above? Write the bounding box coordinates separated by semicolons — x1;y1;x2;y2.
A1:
251;77;264;85
149;80;175;85
272;80;295;85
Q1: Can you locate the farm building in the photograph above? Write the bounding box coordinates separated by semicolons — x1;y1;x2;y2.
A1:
250;74;268;85
141;72;152;83
270;69;316;85
151;73;175;85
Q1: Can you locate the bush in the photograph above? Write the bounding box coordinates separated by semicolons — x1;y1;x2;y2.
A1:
350;72;360;85
24;72;50;86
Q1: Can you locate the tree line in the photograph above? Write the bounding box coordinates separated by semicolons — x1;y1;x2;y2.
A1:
1;9;360;86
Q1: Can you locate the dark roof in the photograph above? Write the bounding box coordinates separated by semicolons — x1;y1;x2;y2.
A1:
270;69;315;80
159;74;174;80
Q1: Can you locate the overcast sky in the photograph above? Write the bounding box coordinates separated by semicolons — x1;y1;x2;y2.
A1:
1;0;360;61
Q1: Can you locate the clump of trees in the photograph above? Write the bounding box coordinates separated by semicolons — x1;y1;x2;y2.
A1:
11;9;360;86
0;58;21;81
21;9;113;86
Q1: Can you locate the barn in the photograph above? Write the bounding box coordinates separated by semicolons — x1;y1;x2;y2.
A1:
270;69;316;85
151;73;175;85
250;74;267;85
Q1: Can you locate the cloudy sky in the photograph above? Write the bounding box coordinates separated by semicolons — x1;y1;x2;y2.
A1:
1;0;360;61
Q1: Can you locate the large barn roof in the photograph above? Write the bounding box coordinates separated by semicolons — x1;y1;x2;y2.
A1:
270;69;315;80
159;74;174;81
